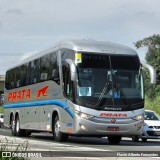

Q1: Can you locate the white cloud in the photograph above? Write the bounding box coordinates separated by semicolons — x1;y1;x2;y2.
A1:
6;8;25;15
0;0;160;74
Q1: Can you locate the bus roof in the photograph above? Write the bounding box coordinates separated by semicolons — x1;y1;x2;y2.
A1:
60;40;137;56
7;40;138;71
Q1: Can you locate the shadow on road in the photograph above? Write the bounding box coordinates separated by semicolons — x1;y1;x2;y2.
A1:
30;133;160;147
1;128;160;147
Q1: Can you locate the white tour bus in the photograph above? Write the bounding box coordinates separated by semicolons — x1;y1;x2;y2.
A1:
3;40;156;144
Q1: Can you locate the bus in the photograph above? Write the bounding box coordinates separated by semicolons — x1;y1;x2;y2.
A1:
3;40;156;144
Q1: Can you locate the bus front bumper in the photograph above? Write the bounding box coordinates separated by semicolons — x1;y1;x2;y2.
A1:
73;115;144;136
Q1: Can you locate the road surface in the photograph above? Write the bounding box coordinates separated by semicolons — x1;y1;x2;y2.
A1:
0;127;160;160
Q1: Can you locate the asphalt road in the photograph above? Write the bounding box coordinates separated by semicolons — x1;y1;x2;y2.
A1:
0;127;160;160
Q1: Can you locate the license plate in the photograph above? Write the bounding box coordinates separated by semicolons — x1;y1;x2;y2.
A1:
107;126;119;131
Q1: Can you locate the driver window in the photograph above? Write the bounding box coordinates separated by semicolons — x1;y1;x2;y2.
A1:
63;66;73;101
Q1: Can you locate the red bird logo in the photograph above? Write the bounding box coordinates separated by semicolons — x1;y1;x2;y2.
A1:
36;86;49;98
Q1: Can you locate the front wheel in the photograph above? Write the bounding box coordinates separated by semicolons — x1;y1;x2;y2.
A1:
108;136;121;144
53;115;68;142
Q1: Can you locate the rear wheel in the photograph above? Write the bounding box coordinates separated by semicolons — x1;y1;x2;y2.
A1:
132;136;139;142
15;115;24;137
108;136;121;144
11;115;16;136
53;115;68;142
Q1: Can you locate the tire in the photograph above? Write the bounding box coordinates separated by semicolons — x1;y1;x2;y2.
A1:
132;136;139;142
142;138;147;142
11;115;16;136
53;115;68;142
15;115;24;137
108;136;122;144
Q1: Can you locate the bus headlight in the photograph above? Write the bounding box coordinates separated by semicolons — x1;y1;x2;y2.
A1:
74;110;94;120
79;113;94;119
132;114;144;121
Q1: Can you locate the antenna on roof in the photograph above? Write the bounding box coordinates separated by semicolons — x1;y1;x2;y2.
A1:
84;37;95;41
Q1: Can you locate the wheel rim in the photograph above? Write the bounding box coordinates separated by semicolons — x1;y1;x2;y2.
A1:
16;118;20;133
55;119;60;137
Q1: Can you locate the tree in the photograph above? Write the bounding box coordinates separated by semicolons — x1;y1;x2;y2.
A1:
135;34;160;99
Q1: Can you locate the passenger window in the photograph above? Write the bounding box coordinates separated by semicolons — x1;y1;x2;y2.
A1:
50;52;60;84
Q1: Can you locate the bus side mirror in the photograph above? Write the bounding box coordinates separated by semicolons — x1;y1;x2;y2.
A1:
65;59;77;81
141;62;156;84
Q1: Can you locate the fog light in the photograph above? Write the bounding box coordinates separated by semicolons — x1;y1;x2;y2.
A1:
80;124;86;130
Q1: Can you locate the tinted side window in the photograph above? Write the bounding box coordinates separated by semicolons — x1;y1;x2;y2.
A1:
33;59;40;83
50;51;60;84
40;54;50;81
25;62;31;85
6;52;60;90
15;66;21;88
21;64;27;86
40;51;59;84
61;49;75;63
10;69;16;89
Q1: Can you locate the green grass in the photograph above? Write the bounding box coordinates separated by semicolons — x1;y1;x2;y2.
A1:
0;105;3;113
145;96;160;115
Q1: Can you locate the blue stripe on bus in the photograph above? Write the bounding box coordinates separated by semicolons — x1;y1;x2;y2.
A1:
3;100;74;118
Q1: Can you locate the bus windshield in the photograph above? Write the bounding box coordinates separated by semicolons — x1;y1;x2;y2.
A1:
76;53;144;111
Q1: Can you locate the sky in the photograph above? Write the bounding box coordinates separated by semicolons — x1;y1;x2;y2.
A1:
0;0;160;75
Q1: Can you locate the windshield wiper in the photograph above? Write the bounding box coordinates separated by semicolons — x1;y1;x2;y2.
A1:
95;82;109;108
95;56;112;109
